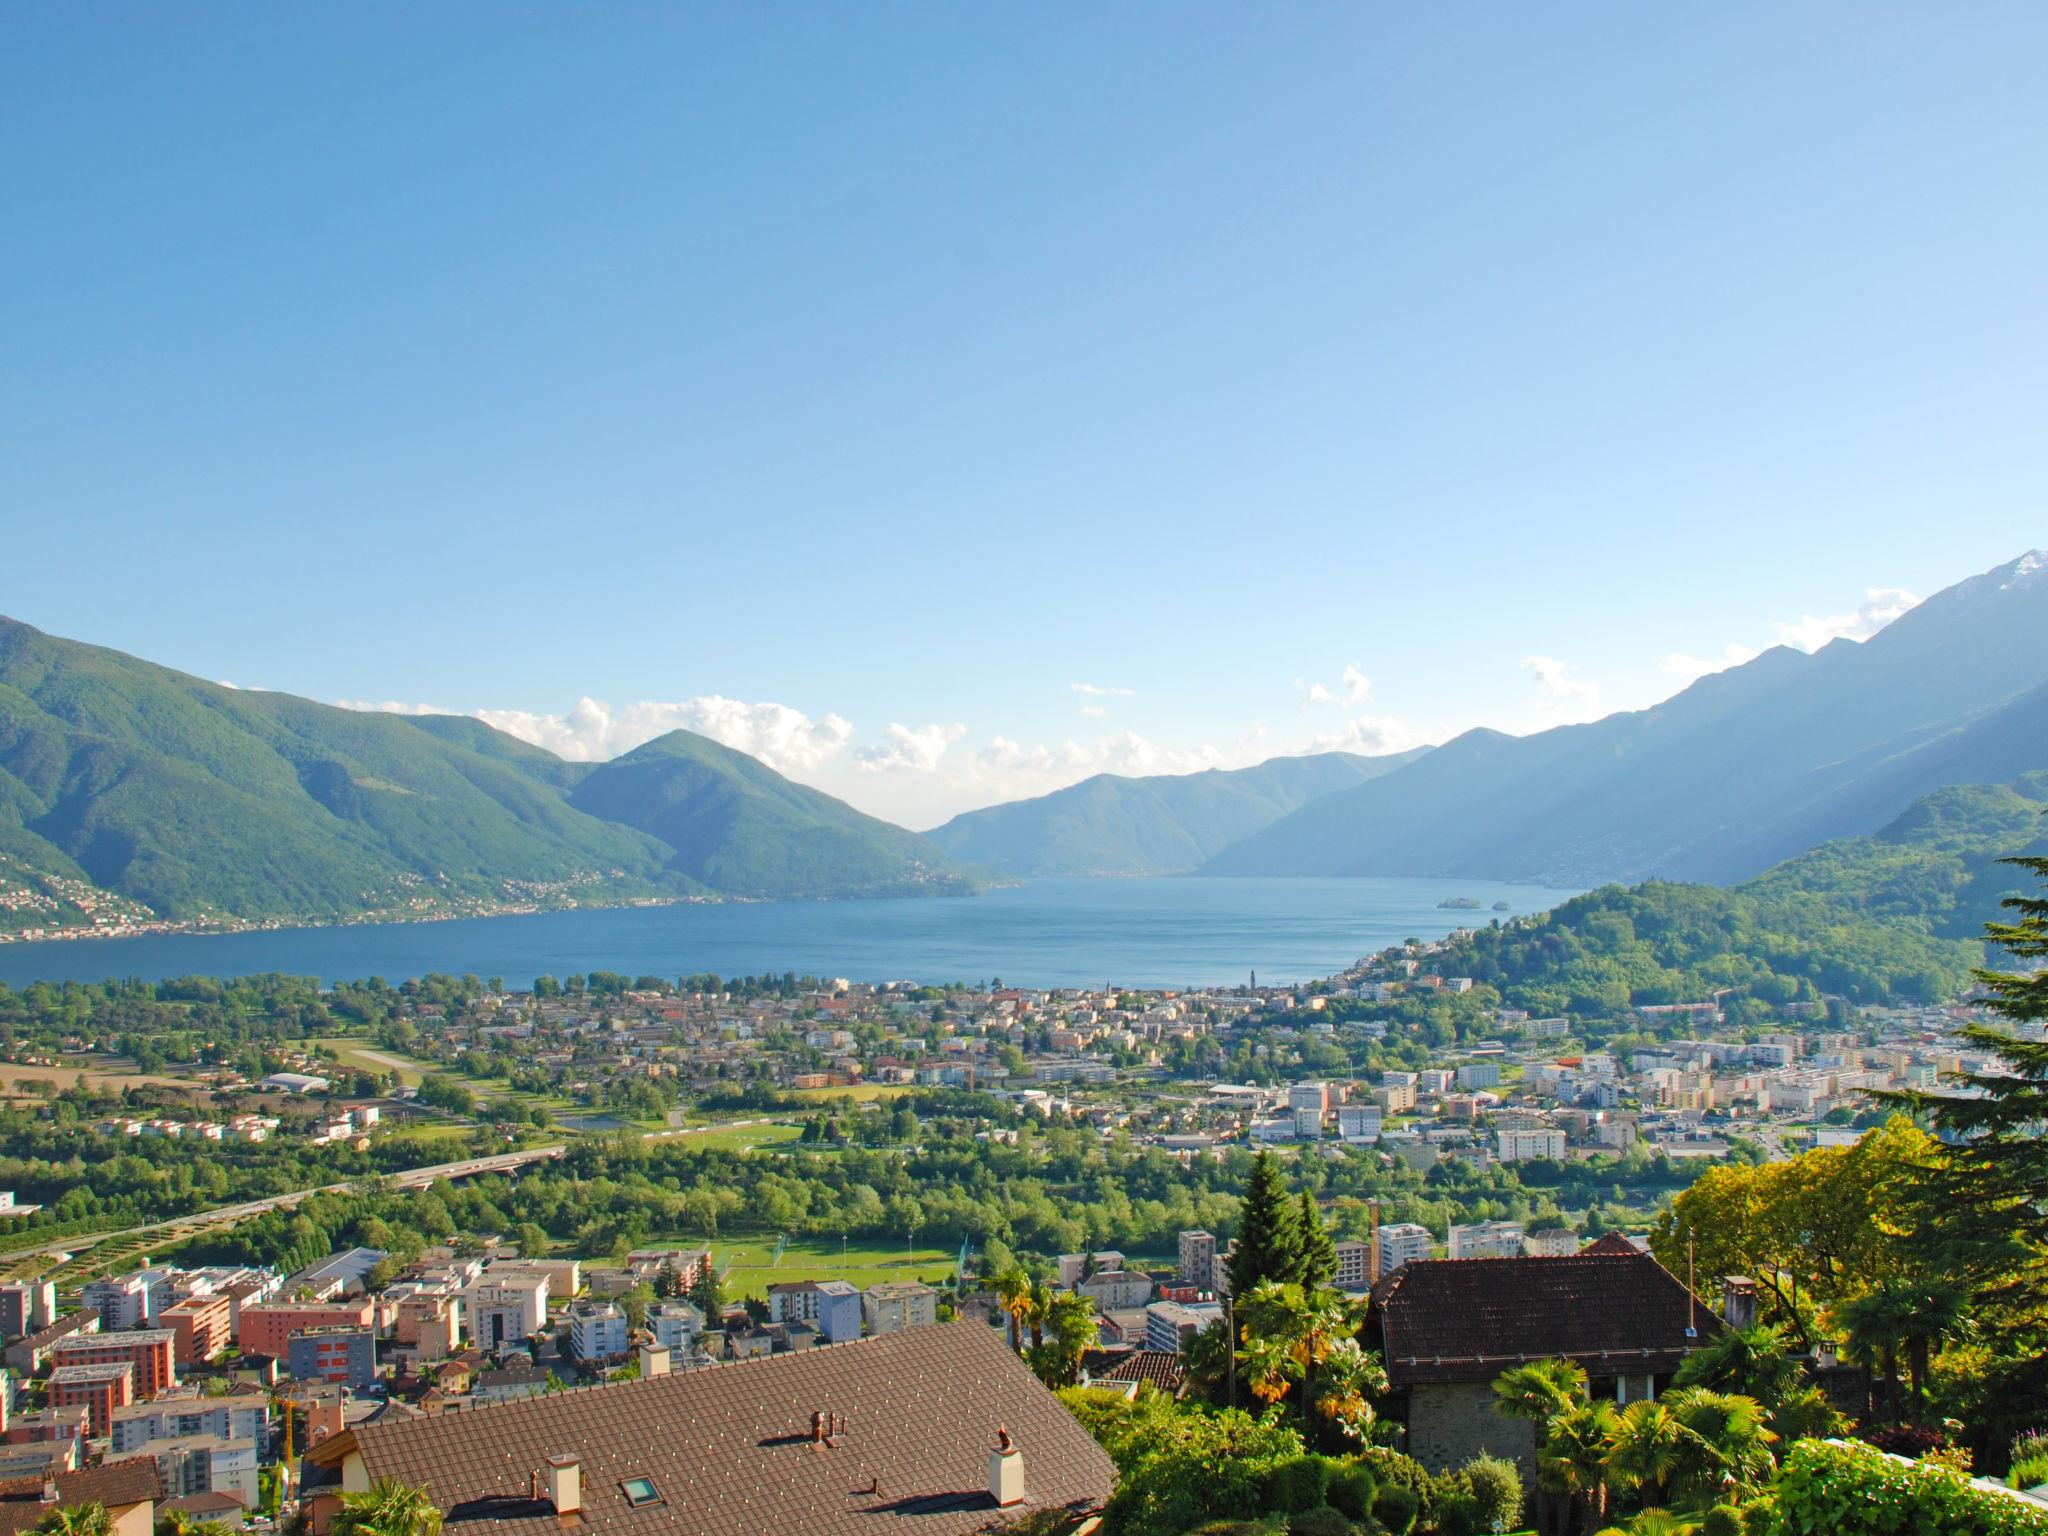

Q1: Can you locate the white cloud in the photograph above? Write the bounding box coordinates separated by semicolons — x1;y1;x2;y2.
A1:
1772;586;1921;653
1657;642;1761;685
1522;655;1602;720
342;694;855;775
856;722;968;774
1070;682;1135;697
1298;662;1374;710
1078;704;1106;717
1293;715;1435;757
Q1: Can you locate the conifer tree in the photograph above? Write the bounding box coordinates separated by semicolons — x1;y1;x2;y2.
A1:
1294;1191;1337;1290
1226;1150;1301;1298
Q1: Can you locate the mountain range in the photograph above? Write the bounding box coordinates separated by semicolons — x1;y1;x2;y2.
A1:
925;748;1428;876
1203;550;2048;886
0;617;978;929
2;549;2042;938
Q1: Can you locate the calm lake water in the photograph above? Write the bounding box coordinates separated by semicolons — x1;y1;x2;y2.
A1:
0;877;1580;990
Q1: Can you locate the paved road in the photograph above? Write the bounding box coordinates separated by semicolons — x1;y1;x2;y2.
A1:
5;1144;568;1269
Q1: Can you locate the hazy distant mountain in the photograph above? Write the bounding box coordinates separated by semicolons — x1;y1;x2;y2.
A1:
926;749;1428;876
0;617;978;926
1204;551;2048;886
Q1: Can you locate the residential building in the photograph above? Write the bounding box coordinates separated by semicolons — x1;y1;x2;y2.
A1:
812;1281;862;1344
81;1271;175;1332
0;1283;54;1341
109;1400;267;1458
1523;1228;1580;1258
0;1459;161;1536
50;1362;133;1436
302;1324;1115;1536
1366;1234;1719;1475
1333;1240;1372;1292
646;1302;707;1355
52;1329;175;1398
460;1271;549;1352
238;1299;375;1362
1376;1072;1418;1112
1455;1062;1501;1092
1497;1126;1568;1163
1143;1301;1220;1356
1376;1223;1433;1277
287;1326;377;1391
160;1294;231;1368
108;1434;259;1509
1336;1105;1382;1142
1175;1231;1215;1289
1448;1222;1525;1261
1076;1271;1153;1312
567;1302;631;1362
860;1283;937;1336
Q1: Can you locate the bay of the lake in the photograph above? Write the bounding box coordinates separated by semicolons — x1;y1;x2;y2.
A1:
0;876;1581;990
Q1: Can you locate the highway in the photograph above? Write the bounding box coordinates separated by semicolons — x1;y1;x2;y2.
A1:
3;1143;568;1273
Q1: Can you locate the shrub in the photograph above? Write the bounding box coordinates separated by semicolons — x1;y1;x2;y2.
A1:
1700;1504;1745;1536
2015;1454;2048;1491
1287;1508;1357;1536
1772;1438;2048;1535
1372;1486;1419;1536
1431;1492;1480;1536
1326;1462;1379;1522
1460;1455;1521;1533
1270;1457;1333;1515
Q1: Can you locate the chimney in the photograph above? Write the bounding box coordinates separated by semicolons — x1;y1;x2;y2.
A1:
988;1425;1025;1508
1721;1275;1758;1330
638;1336;670;1379
544;1454;581;1517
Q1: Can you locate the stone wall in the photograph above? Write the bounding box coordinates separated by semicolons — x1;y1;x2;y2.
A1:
1405;1381;1538;1476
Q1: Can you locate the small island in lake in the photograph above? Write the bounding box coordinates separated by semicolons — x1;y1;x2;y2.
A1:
1437;896;1484;910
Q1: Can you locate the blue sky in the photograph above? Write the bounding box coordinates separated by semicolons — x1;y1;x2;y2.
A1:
3;4;2043;826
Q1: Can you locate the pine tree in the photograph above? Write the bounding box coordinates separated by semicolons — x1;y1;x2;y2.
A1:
689;1259;724;1321
1902;856;2048;1412
1294;1192;1337;1290
1911;858;2048;1295
1226;1150;1301;1298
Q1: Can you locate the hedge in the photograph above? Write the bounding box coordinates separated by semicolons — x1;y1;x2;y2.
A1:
1771;1439;2048;1536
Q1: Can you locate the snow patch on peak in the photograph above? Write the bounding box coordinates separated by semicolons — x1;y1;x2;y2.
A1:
2002;549;2048;587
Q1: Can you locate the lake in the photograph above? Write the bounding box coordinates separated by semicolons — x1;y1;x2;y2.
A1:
0;876;1580;990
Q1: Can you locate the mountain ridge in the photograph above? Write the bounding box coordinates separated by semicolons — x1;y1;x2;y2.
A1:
1201;550;2048;886
926;749;1429;876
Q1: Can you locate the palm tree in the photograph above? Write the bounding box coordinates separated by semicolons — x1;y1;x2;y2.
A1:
1232;1280;1372;1447
1495;1357;1590;1426
1830;1282;1913;1423
1540;1400;1619;1535
1604;1400;1686;1508
1661;1387;1777;1507
330;1478;443;1536
1027;1290;1101;1388
992;1267;1033;1354
36;1506;111;1536
1897;1282;1967;1414
1671;1323;1797;1406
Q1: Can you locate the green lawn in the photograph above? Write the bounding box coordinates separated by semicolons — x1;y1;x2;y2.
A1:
658;1121;803;1152
715;1235;956;1299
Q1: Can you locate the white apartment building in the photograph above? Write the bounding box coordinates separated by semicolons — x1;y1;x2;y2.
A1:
1448;1220;1524;1260
1376;1223;1433;1277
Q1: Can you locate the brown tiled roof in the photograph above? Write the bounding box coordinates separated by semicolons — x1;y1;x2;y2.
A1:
0;1461;162;1536
1095;1350;1186;1396
323;1322;1113;1536
1369;1249;1720;1387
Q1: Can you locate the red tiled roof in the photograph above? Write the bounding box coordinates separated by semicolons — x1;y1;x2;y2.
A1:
0;1461;161;1536
324;1322;1113;1536
1369;1248;1719;1387
1095;1351;1186;1396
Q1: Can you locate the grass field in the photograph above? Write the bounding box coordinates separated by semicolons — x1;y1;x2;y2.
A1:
786;1084;915;1104
714;1235;957;1299
658;1121;802;1152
